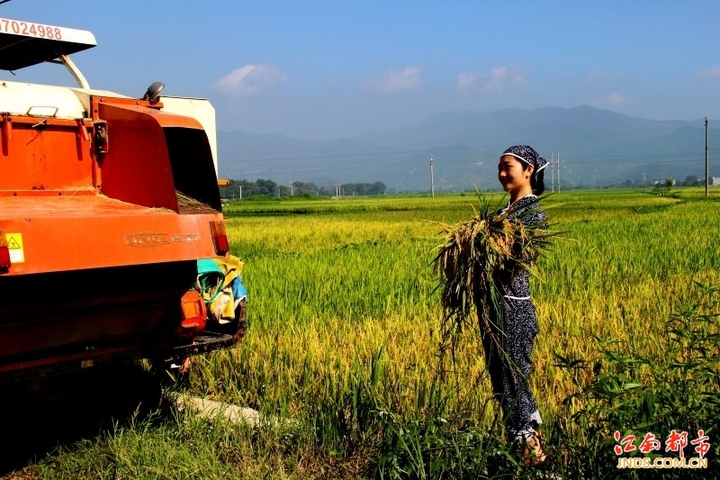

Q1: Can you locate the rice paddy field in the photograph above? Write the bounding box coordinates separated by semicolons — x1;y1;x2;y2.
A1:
7;188;720;479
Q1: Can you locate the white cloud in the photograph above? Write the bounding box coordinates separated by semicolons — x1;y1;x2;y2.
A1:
457;66;524;92
457;72;476;88
483;66;524;92
213;64;286;98
593;92;634;107
697;65;720;78
361;67;421;93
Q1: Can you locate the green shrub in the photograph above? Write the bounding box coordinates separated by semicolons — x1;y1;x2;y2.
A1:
554;283;720;479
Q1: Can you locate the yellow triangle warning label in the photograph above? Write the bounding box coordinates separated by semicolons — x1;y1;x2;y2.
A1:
5;233;25;263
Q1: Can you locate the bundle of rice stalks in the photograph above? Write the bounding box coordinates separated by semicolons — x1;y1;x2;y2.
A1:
433;194;553;359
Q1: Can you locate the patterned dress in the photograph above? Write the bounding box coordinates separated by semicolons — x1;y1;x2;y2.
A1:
482;194;545;440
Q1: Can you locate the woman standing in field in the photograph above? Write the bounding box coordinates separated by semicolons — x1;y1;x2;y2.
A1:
489;144;549;466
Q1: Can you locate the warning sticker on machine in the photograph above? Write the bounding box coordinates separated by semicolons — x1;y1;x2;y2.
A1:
6;233;25;263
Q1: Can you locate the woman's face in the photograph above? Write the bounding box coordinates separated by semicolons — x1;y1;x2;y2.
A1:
498;155;533;196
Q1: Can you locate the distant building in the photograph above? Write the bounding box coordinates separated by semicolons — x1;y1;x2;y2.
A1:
712;177;720;186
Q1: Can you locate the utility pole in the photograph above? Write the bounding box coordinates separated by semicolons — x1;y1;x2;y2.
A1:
239;185;242;199
557;153;561;193
430;154;435;199
550;152;555;193
705;117;709;198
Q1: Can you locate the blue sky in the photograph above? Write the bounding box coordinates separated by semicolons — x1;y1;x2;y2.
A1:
4;1;720;141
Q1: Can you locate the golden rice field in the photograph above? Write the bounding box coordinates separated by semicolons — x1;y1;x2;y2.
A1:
206;189;718;409
190;188;719;475
9;188;719;479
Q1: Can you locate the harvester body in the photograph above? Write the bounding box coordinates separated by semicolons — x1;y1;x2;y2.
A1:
0;17;237;383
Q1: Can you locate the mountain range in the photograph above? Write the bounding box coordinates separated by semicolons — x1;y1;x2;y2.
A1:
217;106;717;192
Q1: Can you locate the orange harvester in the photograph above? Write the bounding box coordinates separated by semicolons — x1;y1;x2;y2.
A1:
0;17;238;382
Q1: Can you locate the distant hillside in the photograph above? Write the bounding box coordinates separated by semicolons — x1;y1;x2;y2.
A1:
217;106;717;192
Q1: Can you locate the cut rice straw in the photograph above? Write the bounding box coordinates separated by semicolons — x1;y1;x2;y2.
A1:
432;192;555;363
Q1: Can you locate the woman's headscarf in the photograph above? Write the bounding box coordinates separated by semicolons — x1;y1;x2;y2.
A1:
500;145;548;175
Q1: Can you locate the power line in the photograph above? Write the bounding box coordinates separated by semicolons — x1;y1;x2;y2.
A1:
218;124;694;160
219;125;719;183
219;142;720;170
222;151;718;179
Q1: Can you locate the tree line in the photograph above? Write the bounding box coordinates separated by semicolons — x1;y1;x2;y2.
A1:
617;175;707;188
219;179;387;199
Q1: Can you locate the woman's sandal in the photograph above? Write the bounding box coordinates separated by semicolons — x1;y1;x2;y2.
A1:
519;429;548;467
